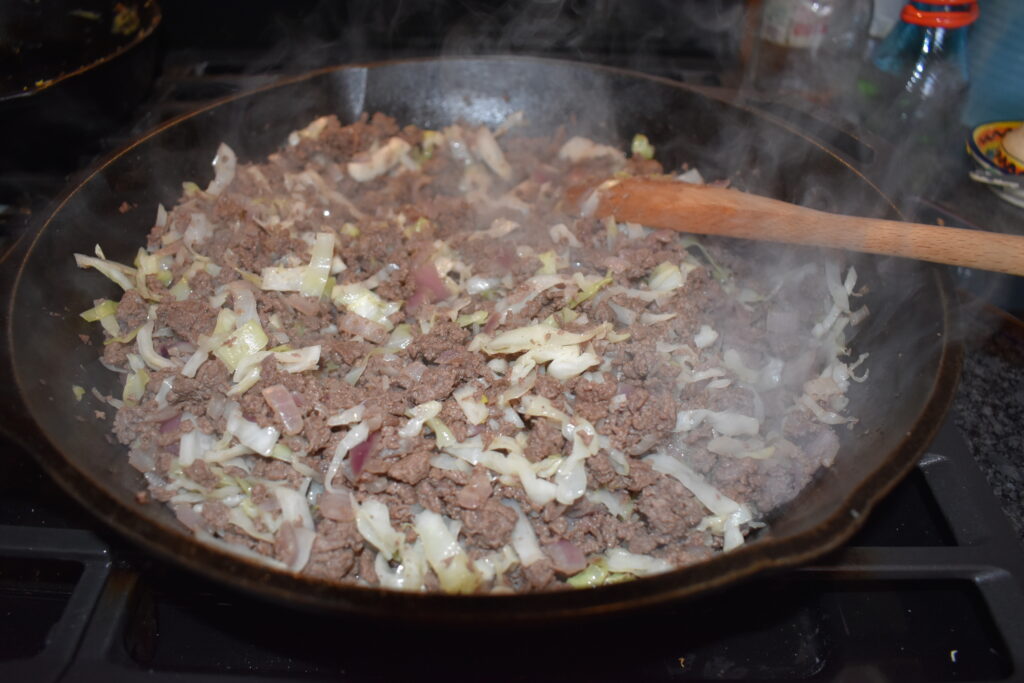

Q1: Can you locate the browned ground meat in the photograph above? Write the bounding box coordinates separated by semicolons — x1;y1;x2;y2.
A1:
80;112;864;594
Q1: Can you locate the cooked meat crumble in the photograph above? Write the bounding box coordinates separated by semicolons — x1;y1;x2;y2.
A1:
76;112;868;593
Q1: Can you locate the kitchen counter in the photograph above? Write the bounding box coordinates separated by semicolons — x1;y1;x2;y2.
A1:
924;144;1024;542
954;308;1024;540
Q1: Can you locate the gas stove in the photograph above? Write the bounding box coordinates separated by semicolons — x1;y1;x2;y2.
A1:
3;421;1023;682
2;32;1024;682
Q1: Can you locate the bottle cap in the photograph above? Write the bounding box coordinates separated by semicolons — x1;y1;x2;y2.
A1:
901;1;979;29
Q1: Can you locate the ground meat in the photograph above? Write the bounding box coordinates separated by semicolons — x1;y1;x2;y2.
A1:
184;460;219;489
524;417;565;462
159;298;218;344
411;365;459;403
460;498;517;549
86;113;863;595
200;500;231;531
115;290;149;330
388;449;432;485
636;478;706;538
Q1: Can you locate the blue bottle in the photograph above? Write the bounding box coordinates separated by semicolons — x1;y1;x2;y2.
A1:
857;1;977;143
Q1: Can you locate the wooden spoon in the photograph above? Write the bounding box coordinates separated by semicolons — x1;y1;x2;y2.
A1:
580;177;1024;276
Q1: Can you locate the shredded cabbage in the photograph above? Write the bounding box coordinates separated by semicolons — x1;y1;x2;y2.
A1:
413;509;480;594
647;453;753;551
674;409;759;437
206;143;237;196
399;401;442;439
274;345;320;373
137;320;178;371
325;422;370;491
348;137;412;182
225;406;279;456
453;384;489;425
331;283;400;330
356;498;404;560
213;319;269;372
605;547;671;575
504;500;544;566
300;232;335;298
75;251;136;290
631;133;655;160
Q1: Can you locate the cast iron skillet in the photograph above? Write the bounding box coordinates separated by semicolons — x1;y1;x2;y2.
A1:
6;57;962;622
0;0;161;180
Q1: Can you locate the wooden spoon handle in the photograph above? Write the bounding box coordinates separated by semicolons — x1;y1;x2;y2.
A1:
595;178;1024;276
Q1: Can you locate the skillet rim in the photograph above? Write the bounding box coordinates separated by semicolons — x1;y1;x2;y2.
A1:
7;54;964;621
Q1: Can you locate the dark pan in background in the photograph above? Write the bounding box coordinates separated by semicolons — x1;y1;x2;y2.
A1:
0;0;161;199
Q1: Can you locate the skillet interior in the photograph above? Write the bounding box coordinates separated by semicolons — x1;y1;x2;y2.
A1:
8;57;961;621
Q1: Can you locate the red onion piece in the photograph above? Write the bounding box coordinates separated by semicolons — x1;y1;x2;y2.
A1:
350;430;380;477
483;312;502;335
434;349;460;365
407;289;427;313
545;539;587;575
411;262;449;305
338;312;388;344
262;384;304;435
318;491;354;522
494;243;517;270
159;414;183;434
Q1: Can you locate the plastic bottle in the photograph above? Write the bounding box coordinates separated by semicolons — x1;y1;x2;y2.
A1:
856;0;977;143
746;0;873;106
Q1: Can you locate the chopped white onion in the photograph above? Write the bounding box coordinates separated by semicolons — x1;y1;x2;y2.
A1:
226;407;280;456
206;143;238;196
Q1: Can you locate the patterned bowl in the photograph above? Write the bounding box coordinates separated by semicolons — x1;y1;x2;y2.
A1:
967;120;1024;175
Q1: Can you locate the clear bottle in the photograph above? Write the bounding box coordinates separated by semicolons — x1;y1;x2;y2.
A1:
856;0;977;143
747;0;873;106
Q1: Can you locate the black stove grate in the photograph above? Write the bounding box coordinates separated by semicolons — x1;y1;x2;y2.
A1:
3;420;1023;682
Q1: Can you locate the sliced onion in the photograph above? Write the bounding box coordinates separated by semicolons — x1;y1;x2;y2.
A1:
474;126;513;180
129;449;157;473
504;500;544;566
318;491;354;521
262;384;304;435
183;213;213;248
137;321;178;371
545;539;587;575
290;525;317;572
350;430;380;477
338;312;388;344
225;408;280;456
607;301;637;326
159;414;182;434
228;281;259;325
411;262;450;307
206;143;238;196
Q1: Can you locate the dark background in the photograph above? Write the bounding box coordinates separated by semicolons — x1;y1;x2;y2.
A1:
154;0;746;70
